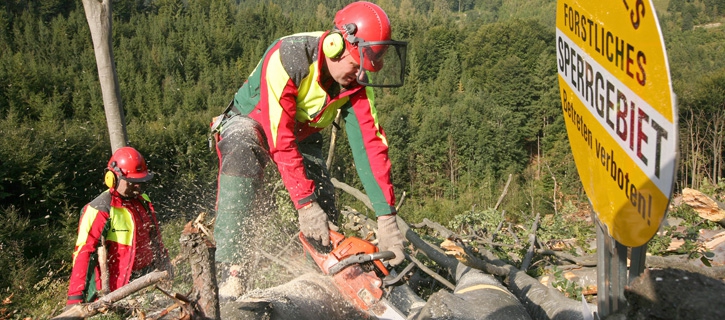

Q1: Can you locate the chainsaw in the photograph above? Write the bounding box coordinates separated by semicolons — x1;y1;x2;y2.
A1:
299;230;414;320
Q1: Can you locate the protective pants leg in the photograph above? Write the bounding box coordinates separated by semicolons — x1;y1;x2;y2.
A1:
214;116;269;265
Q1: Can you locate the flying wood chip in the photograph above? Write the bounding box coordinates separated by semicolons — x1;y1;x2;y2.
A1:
2;293;12;305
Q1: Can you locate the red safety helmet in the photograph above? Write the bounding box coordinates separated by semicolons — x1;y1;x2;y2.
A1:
108;146;154;183
333;1;407;87
334;1;391;72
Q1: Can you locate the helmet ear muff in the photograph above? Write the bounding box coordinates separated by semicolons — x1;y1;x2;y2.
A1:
104;161;122;189
322;32;345;59
104;170;117;189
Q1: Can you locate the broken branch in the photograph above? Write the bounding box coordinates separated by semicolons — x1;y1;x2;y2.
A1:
52;270;169;319
520;212;541;271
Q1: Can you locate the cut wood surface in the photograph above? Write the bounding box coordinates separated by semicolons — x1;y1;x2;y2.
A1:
682;188;725;223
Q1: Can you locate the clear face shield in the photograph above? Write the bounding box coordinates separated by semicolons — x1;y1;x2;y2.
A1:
355;40;407;87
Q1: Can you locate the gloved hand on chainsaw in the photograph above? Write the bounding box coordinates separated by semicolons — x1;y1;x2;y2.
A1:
377;214;406;266
298;201;330;247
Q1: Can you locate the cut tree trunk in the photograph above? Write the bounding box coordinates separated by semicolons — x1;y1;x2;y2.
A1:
179;221;220;320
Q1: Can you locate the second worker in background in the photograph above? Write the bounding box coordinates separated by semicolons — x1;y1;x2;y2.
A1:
211;1;408;299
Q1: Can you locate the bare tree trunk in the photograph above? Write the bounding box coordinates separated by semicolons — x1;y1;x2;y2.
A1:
82;0;127;151
546;163;559;215
494;173;512;211
448;132;456;194
712;109;724;185
686;112;701;189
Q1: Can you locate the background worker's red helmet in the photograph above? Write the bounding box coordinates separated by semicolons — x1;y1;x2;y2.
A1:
108;146;154;183
334;1;391;72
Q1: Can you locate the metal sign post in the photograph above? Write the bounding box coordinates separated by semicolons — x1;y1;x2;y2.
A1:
595;213;648;317
556;0;677;316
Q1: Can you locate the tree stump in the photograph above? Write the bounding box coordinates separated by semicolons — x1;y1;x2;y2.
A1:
180;221;220;320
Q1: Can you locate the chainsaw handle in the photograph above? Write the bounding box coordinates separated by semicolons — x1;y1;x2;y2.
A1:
328;251;396;275
383;256;417;287
374;250;397;261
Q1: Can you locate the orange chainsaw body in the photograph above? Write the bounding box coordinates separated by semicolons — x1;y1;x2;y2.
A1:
300;230;390;312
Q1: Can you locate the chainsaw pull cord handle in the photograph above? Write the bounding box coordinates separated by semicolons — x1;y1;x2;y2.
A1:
328;251;396;276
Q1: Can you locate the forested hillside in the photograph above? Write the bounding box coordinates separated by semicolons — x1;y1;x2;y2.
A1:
1;0;724;317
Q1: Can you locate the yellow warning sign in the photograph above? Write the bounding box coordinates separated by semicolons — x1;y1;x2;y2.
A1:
556;0;677;247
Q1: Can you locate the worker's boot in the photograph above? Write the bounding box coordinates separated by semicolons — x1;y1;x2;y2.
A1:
218;264;245;300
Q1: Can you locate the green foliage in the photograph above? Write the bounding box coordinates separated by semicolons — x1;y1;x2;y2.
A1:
448;207;503;235
647;226;673;255
549;266;583;301
698;177;725;201
649;205;720;259
538;201;595;252
669;201;706;226
0;204;77;319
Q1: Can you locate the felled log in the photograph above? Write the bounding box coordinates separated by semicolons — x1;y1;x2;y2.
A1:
334;183;593;319
51;270;169;320
441;239;594;320
220;273;370;320
412;262;532;320
344;208;591;320
681;188;725;227
645;254;725;279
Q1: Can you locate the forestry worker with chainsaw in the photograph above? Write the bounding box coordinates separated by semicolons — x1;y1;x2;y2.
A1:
210;1;408;299
66;146;171;306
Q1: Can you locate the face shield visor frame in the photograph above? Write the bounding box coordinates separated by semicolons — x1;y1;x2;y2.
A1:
353;40;407;88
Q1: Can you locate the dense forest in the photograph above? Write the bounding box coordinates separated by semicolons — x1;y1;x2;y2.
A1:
1;0;724;317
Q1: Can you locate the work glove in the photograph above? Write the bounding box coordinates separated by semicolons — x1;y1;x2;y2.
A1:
298;201;330;247
377;214;406;266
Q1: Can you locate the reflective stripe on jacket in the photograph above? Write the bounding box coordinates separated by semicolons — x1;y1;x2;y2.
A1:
67;190;165;304
233;31;396;214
